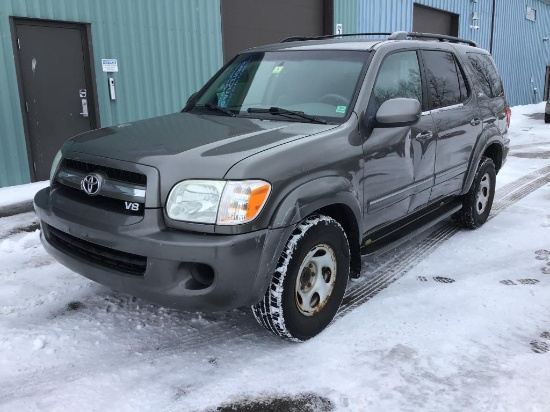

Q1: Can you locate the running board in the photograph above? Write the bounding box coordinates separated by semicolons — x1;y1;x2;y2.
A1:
361;200;462;258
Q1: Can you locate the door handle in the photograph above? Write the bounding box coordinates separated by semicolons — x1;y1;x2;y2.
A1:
470;118;482;126
80;98;89;118
415;131;433;141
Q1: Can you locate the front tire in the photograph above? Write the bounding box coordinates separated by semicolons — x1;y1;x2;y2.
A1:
252;215;350;342
452;157;496;229
545;113;550;124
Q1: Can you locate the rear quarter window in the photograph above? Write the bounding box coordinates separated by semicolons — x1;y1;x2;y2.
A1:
467;53;504;98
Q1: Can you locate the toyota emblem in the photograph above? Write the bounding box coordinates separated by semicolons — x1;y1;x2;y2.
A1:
81;173;103;196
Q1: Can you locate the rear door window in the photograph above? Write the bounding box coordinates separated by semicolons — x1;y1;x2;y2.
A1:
467;53;504;98
422;50;464;109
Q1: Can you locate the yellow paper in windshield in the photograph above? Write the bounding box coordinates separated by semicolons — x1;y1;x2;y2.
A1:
272;66;284;74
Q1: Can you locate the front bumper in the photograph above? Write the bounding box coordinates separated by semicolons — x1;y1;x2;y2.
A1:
34;187;289;311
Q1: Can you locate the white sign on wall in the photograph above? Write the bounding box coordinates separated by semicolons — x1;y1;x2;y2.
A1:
101;59;119;72
336;24;343;35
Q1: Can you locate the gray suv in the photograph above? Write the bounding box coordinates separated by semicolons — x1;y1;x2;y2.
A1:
34;31;510;341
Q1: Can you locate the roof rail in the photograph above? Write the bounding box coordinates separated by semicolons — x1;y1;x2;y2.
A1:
389;31;479;47
281;32;392;43
281;31;479;48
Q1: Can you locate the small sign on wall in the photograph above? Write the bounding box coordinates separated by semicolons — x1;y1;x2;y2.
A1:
101;59;119;72
526;6;536;22
336;24;343;35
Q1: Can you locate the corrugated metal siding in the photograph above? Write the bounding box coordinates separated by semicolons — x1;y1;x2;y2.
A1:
493;0;550;106
333;0;359;35
334;0;550;106
0;0;223;188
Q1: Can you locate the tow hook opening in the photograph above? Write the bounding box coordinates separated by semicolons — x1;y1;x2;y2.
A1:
190;263;215;287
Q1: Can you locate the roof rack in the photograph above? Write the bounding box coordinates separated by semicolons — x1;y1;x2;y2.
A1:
280;31;479;48
281;32;392;43
388;31;479;47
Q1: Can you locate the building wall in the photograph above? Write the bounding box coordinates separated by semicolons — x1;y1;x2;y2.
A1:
493;0;550;105
0;0;223;188
334;0;550;107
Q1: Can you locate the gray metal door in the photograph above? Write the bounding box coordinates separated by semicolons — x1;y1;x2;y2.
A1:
221;0;329;62
413;4;459;36
544;65;550;101
13;20;98;181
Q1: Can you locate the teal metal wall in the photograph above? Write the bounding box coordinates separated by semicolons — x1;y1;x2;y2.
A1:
0;0;223;188
334;0;550;107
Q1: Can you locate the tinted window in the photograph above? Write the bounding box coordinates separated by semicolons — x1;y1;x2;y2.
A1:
423;51;463;109
456;60;469;102
467;53;504;98
373;51;422;109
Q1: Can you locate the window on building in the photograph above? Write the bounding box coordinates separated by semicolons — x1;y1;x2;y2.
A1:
372;51;422;109
526;6;536;22
422;50;464;109
467;53;504;98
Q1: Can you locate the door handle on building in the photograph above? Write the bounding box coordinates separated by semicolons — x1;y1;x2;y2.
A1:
80;98;89;117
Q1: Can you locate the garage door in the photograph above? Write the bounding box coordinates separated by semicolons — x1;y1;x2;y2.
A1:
221;0;331;62
413;4;458;37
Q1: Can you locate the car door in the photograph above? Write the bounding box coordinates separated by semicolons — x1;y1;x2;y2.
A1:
421;49;483;202
362;50;437;232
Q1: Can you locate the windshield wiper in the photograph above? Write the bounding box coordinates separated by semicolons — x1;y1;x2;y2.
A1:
201;103;236;117
247;107;327;124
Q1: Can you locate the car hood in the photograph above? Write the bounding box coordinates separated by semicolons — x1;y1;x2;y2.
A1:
64;112;337;205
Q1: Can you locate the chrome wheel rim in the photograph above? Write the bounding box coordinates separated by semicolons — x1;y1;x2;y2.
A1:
476;172;491;215
295;244;337;317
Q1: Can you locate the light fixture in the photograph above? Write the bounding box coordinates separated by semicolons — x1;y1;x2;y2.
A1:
544;37;549;41
470;25;480;30
471;11;479;21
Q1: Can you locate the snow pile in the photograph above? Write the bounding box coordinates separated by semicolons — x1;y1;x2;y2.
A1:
0;180;48;208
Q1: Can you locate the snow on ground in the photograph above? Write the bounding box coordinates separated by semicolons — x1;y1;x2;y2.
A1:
0;103;549;412
0;181;48;208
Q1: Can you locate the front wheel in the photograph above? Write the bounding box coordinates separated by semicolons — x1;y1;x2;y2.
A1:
452;157;496;229
252;215;350;342
545;113;550;124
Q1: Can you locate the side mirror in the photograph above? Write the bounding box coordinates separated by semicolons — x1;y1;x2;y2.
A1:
374;98;421;127
186;92;198;106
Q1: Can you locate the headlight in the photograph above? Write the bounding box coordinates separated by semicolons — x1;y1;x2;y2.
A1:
166;179;271;225
50;149;63;184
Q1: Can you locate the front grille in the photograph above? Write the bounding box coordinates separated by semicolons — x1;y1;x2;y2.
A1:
63;158;147;186
45;224;147;276
56;185;144;215
55;158;147;216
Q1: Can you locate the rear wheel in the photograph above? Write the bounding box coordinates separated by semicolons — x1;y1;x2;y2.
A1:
452;157;496;229
252;215;350;342
545;113;550;124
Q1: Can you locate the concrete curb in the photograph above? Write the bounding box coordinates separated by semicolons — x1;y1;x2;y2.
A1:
0;201;34;219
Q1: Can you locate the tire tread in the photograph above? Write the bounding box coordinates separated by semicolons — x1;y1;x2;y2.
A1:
251;215;348;342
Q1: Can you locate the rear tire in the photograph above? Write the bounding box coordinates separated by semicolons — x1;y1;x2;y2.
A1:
545;113;550;124
452;157;496;229
252;215;350;342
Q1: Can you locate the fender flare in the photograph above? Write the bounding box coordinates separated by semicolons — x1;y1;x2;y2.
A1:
461;127;504;195
248;176;363;304
270;176;363;233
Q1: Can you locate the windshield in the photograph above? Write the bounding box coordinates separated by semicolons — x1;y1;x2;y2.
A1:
190;50;370;123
